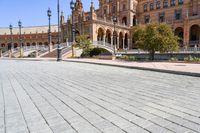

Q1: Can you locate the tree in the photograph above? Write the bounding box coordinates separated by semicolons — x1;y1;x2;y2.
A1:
75;34;93;50
133;23;179;60
75;34;93;57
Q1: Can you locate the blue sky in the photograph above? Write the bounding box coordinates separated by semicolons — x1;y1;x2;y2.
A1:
0;0;99;28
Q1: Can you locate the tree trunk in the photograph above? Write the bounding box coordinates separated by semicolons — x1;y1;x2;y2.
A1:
149;51;155;61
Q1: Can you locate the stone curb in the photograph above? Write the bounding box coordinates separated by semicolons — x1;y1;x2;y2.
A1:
63;59;200;78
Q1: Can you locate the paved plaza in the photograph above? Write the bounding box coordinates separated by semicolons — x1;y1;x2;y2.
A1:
0;60;200;133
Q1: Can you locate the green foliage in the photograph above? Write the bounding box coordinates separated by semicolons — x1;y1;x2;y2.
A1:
133;23;179;60
89;48;110;57
80;48;93;58
81;47;111;58
169;57;178;62
118;55;136;61
75;34;93;51
184;55;200;62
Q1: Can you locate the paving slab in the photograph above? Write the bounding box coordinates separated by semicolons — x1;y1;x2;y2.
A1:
0;60;200;133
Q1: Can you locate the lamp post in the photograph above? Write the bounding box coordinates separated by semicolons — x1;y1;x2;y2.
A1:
9;24;13;58
47;8;52;52
70;0;75;57
57;0;62;61
113;15;117;56
18;20;23;58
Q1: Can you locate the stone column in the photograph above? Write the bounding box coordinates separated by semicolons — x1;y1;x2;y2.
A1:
103;35;106;46
9;50;11;58
184;20;190;48
66;38;69;47
123;38;125;50
111;36;113;48
128;39;130;50
117;37;119;49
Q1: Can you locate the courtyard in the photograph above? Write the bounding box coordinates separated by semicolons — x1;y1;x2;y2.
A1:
0;60;200;133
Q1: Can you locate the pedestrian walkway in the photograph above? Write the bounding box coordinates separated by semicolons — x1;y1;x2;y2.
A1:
0;60;200;133
64;58;200;77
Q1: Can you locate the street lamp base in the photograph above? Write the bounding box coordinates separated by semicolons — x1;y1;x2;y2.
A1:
57;47;62;61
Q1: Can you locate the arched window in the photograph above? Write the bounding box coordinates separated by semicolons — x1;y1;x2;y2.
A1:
156;1;161;9
150;3;154;11
144;4;148;12
122;17;127;25
170;0;176;6
163;0;168;8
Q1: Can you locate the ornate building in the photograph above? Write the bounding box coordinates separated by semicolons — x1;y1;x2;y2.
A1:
136;0;200;47
62;0;138;49
62;0;200;48
1;0;200;52
0;25;58;51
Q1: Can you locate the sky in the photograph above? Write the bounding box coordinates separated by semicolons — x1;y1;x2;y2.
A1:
0;0;99;28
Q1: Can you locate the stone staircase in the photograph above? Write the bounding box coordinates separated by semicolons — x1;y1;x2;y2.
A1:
41;49;57;58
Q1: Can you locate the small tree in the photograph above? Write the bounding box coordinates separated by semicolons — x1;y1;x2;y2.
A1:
75;34;93;57
133;23;179;60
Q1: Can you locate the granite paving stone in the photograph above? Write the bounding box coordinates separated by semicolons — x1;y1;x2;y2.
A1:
0;60;200;133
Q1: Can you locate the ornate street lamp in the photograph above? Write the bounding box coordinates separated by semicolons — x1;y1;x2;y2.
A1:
57;0;62;61
70;0;75;43
18;20;23;58
70;0;75;57
47;8;52;52
9;24;13;57
113;15;117;55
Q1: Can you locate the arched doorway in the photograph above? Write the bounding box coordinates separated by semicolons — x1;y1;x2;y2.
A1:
190;25;200;47
7;43;12;50
97;28;105;41
122;17;127;25
39;42;43;46
14;43;18;48
175;27;184;47
1;44;5;47
32;42;36;46
44;42;48;46
106;29;112;44
133;15;137;26
125;33;128;49
26;43;30;46
119;32;123;49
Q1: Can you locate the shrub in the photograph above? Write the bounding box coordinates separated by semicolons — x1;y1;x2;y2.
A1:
128;56;136;61
193;57;200;62
80;48;92;58
169;57;178;62
89;48;111;57
184;56;200;62
184;55;194;62
118;55;136;61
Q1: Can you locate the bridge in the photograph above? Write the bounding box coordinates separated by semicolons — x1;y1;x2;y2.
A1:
1;41;200;58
